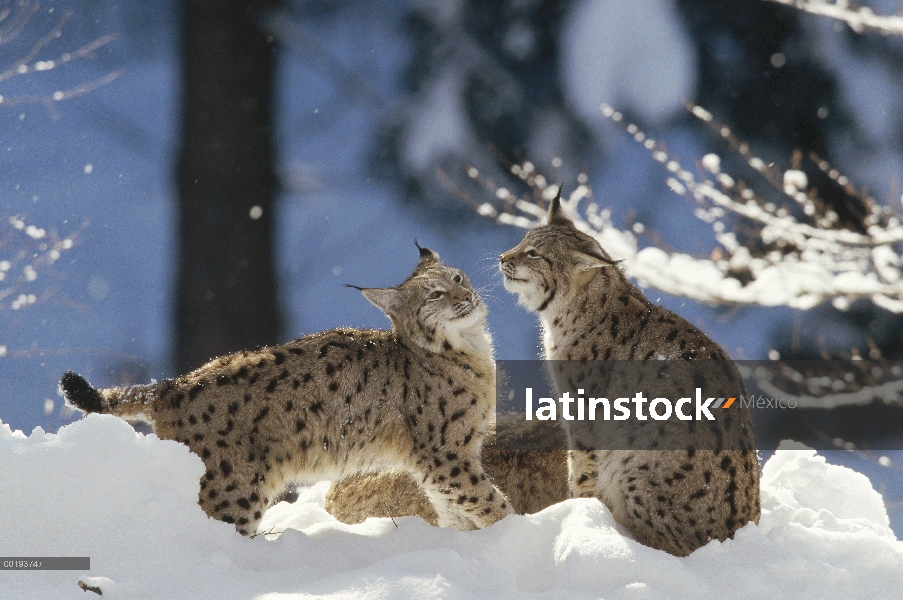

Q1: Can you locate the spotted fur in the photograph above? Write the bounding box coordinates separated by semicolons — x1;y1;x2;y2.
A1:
326;416;569;524
60;247;513;535
498;190;760;556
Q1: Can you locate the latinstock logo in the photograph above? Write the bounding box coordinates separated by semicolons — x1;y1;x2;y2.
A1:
523;388;737;422
495;359;903;452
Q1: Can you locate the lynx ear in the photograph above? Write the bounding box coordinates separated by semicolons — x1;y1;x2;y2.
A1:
547;186;574;227
572;249;621;271
348;285;403;315
414;239;441;265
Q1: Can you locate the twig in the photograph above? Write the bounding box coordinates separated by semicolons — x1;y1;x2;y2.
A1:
766;0;903;35
0;1;40;46
0;32;119;83
77;580;102;595
249;527;283;539
383;501;398;528
0;69;125;110
0;2;122;115
0;10;70;82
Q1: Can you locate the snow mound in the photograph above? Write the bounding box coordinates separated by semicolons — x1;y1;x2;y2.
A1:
2;415;901;599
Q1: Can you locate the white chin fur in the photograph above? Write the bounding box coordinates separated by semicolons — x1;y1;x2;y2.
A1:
449;302;486;329
502;277;543;312
443;304;492;357
501;277;519;294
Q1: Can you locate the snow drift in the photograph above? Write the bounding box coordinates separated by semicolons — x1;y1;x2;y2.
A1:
1;414;901;599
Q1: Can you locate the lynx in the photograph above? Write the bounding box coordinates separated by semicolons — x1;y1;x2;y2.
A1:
60;246;513;535
326;420;568;525
498;189;760;556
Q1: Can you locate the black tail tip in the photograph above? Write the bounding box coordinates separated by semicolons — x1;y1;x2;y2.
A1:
59;371;103;413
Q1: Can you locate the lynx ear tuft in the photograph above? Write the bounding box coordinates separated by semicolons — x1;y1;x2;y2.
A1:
356;286;403;315
414;240;440;265
547;186;574;227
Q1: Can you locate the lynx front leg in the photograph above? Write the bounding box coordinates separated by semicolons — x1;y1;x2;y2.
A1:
568;449;599;499
417;455;514;530
197;464;280;536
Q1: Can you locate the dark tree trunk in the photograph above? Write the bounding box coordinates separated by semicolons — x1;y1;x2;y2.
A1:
176;0;279;373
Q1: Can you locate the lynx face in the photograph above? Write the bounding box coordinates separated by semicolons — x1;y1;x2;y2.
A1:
361;247;487;354
499;214;619;314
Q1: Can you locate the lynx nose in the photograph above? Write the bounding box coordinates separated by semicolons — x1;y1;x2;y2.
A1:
456;290;473;303
499;250;513;264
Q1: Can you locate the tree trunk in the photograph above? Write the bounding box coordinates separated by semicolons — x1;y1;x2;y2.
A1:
176;0;279;373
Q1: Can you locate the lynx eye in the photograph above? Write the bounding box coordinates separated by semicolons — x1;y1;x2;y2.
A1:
428;290;444;300
526;248;539;258
452;274;463;284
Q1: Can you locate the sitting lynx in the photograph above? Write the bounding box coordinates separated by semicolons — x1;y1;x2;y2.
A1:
499;190;760;556
60;246;513;535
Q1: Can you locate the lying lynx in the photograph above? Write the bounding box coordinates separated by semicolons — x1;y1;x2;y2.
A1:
61;246;513;534
326;419;568;525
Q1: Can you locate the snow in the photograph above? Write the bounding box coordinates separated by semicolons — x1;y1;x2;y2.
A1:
766;0;903;35
2;415;902;599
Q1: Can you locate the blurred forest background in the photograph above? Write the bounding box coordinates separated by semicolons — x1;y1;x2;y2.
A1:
3;0;903;527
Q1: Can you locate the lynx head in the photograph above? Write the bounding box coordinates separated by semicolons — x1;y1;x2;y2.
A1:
353;244;490;355
499;188;621;313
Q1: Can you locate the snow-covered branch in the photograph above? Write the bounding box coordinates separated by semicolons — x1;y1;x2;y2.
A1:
741;360;903;410
0;2;122;114
765;0;903;35
0;215;80;355
470;103;903;313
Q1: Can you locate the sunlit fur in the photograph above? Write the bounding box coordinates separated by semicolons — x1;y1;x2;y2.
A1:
61;247;513;535
365;248;491;359
500;222;616;318
323;251;570;526
498;193;760;557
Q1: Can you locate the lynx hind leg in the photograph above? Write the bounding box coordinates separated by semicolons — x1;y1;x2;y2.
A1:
196;463;283;536
480;445;569;515
417;452;514;530
326;441;570;525
326;472;439;526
